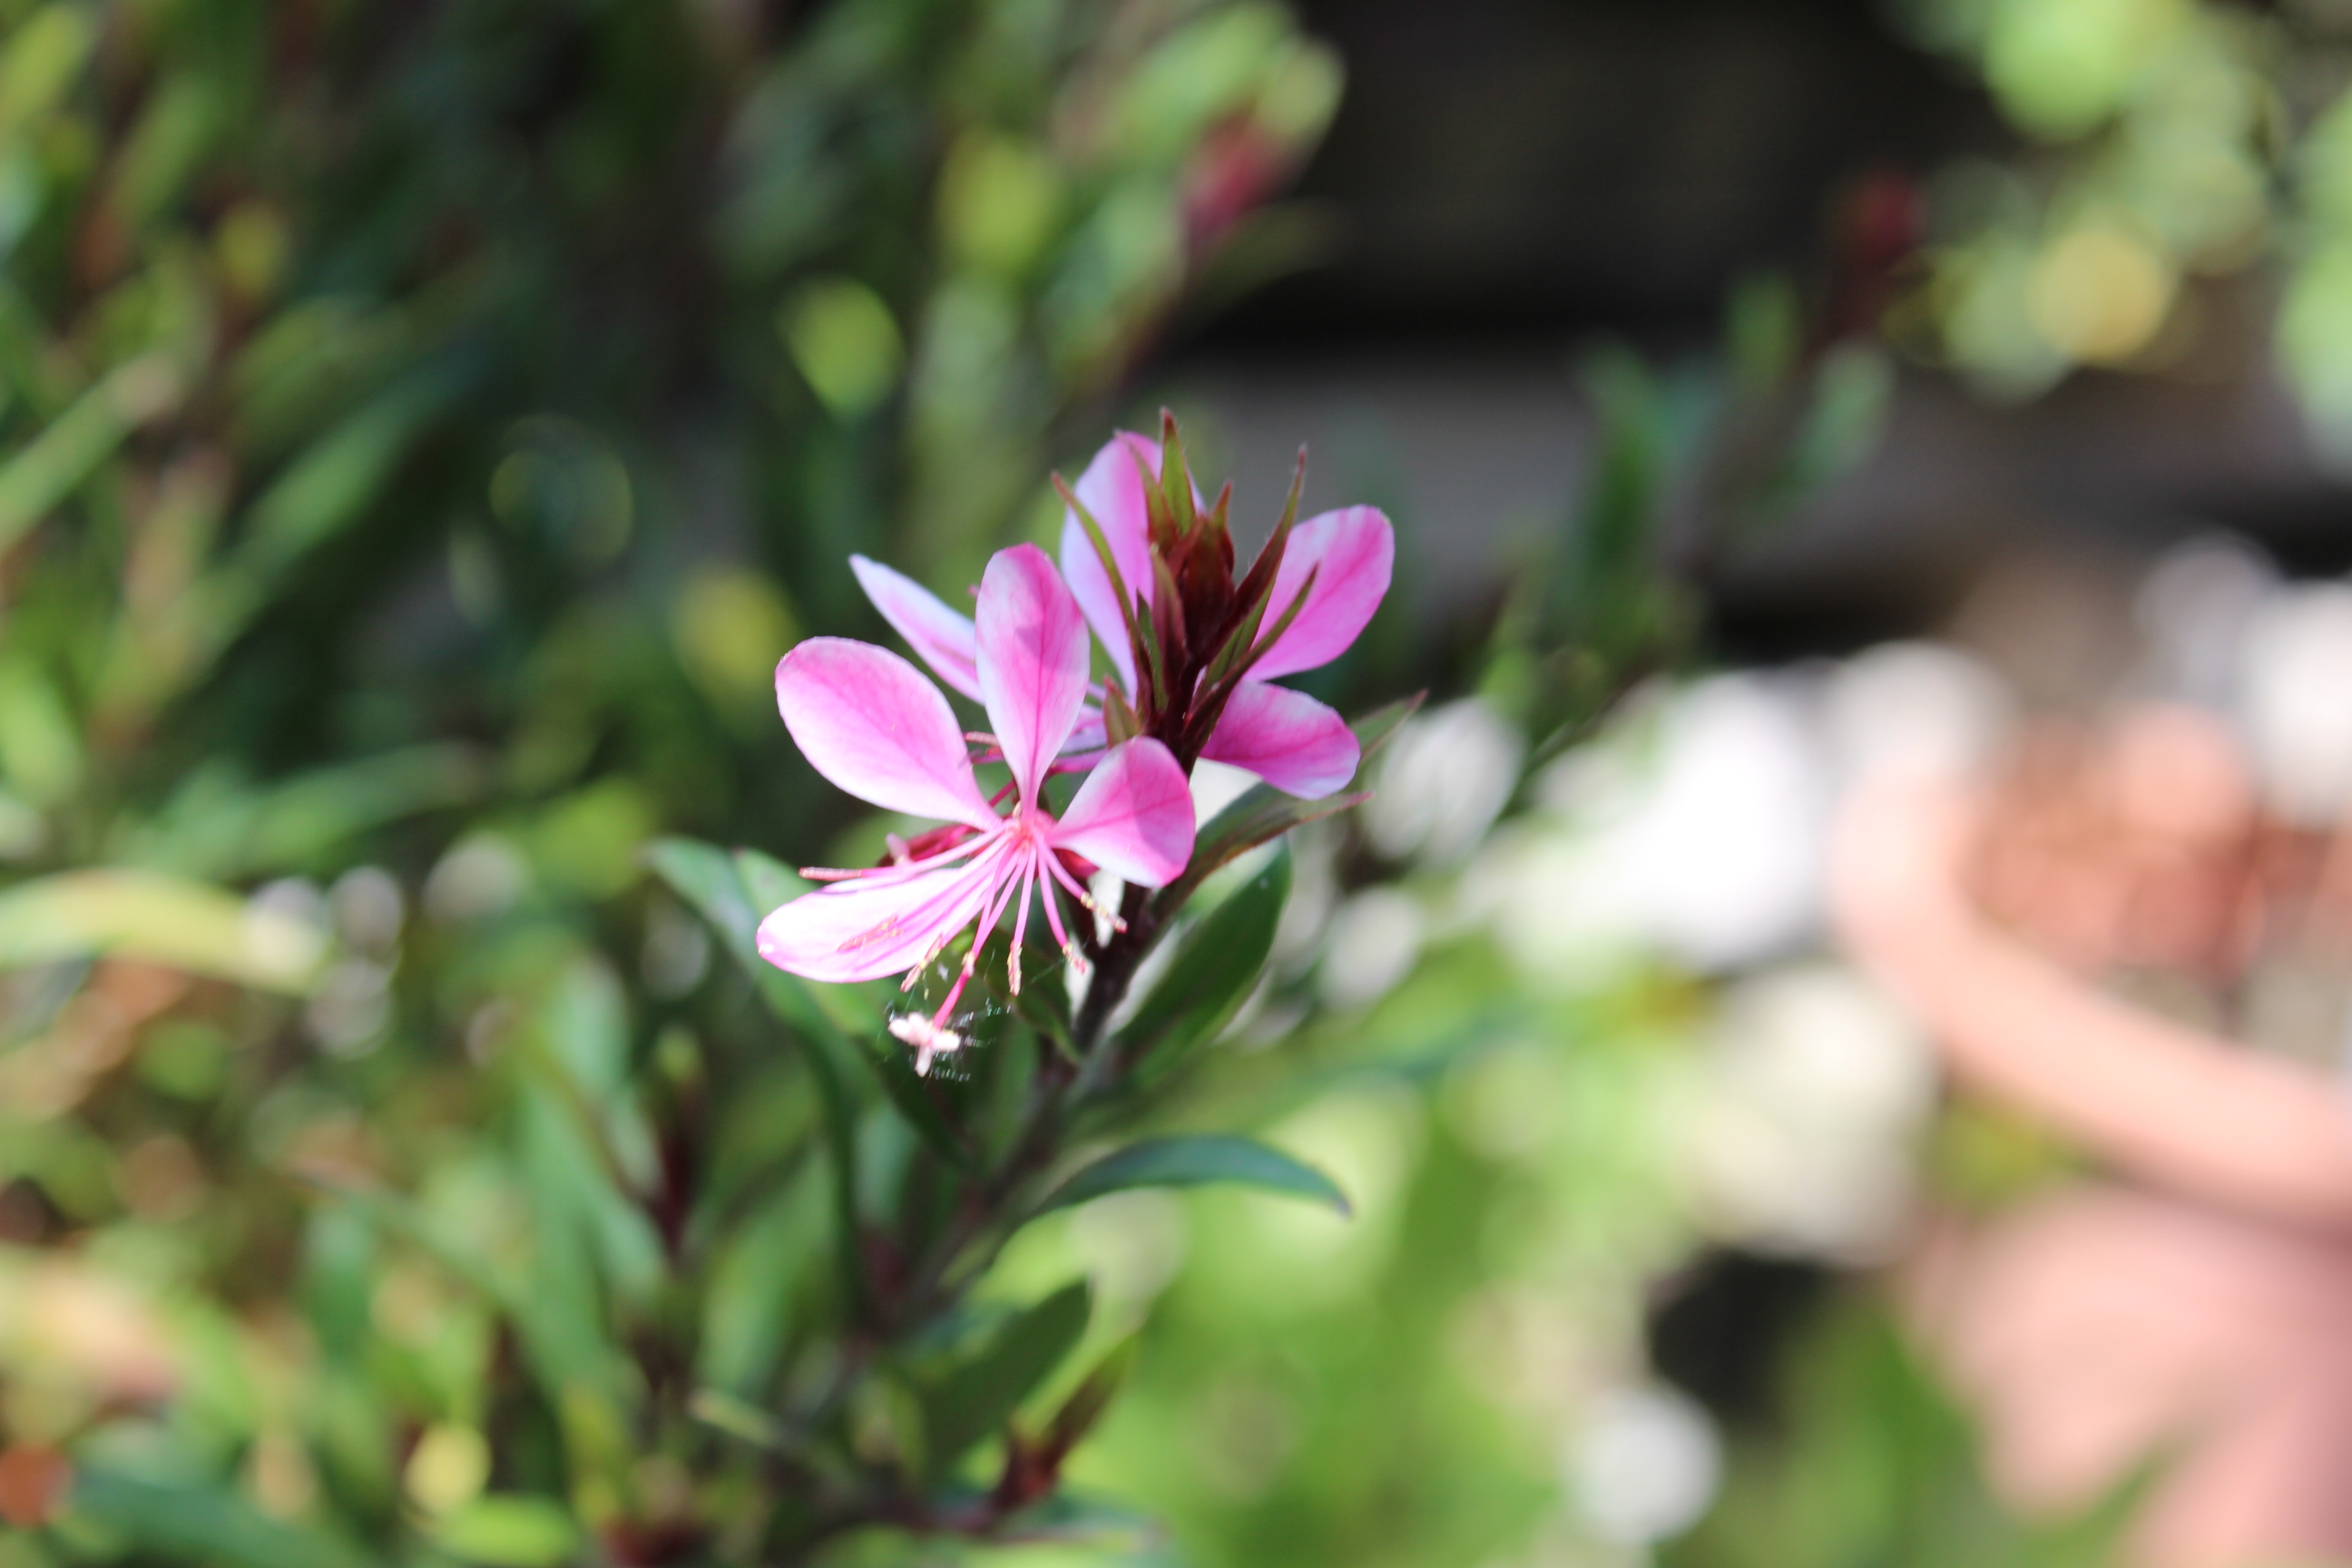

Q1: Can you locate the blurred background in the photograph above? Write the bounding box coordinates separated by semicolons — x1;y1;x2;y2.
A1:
9;0;2352;1564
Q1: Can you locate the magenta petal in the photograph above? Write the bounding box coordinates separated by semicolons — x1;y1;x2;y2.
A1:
756;858;999;983
850;554;981;701
1056;431;1161;694
777;638;996;828
1201;680;1361;800
1052;739;1195;887
975;544;1091;805
1250;506;1395;680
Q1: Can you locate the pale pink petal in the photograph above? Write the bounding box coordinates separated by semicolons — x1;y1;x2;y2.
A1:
850;554;981;701
1057;431;1161;694
1051;739;1195;887
1063;708;1108;755
1250;505;1395;680
1201;680;1360;800
976;544;1092;805
777;639;995;828
756;854;1002;983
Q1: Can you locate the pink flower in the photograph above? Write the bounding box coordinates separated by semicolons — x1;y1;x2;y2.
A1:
854;434;1394;800
759;545;1194;1073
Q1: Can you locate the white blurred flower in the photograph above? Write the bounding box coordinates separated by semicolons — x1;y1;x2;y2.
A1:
243;878;331;981
2137;534;2277;710
1678;961;1935;1261
1821;641;2011;789
306;958;393;1057
1566;1384;1721;1546
1318;887;1426;1009
1188;757;1261;823
2237;581;2352;825
1269;824;1338;975
328;866;406;956
1490;675;1828;978
1365;698;1526;865
641;898;713;999
424;834;528;923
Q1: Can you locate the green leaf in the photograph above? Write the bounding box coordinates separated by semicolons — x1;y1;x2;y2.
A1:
698;1160;826;1396
429;1495;581;1567
912;1279;1092;1477
1003;1488;1162;1550
239;366;462;580
65;1467;374;1568
0;868;328;992
650;839;836;1034
1157;695;1419;910
645;838;867;1308
1118;845;1288;1073
125;744;487;880
735;848;884;1040
1034;1135;1349;1217
0;356;179;553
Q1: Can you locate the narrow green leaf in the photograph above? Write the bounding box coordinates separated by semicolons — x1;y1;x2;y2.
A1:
735;848;884;1039
0;868;328;992
1035;1135;1348;1217
725;848;972;1169
0;356;179;552
1155;410;1196;539
646;838;833;1039
125;744;486;880
914;1279;1092;1476
1118;846;1288;1071
65;1467;374;1568
429;1495;581;1567
238;368;458;580
646;837;867;1312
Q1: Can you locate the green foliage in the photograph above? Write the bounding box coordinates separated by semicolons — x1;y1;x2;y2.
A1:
0;0;2089;1563
1117;847;1291;1083
0;0;1360;1559
1036;1136;1349;1218
905;1280;1093;1480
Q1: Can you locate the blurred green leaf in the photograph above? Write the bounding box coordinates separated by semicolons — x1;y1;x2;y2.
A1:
0;658;83;807
65;1467;373;1568
429;1494;582;1567
0;356;180;553
0;5;99;137
125;744;486;878
911;1279;1091;1477
1120;845;1289;1074
239;364;466;579
648;837;868;1308
0;867;326;990
698;1157;825;1396
1034;1135;1348;1217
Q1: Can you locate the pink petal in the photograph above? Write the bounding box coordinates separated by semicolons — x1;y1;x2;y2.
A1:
1201;680;1361;800
777;638;996;828
975;544;1091;805
850;554;981;701
756;855;1001;983
1057;432;1161;694
1052;739;1195;887
1250;506;1395;680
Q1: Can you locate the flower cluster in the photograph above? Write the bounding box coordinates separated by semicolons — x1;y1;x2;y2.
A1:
758;421;1393;1073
